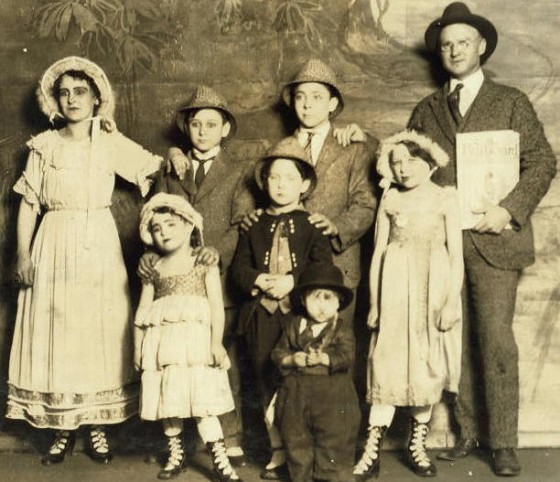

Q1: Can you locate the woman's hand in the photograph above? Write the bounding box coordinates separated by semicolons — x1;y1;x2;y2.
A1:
15;253;34;287
137;251;160;282
438;297;461;332
367;307;379;330
239;209;263;232
211;342;228;368
194;246;220;267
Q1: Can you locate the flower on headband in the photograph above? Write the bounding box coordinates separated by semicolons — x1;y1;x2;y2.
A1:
140;193;204;246
376;130;450;187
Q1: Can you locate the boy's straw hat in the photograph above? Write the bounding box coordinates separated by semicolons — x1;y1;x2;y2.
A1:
176;85;237;138
37;56;116;132
425;2;497;63
254;136;317;201
291;263;354;313
139;193;204;246
281;58;344;118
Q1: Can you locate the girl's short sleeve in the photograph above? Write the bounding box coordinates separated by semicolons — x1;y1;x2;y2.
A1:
110;132;163;196
13;136;49;213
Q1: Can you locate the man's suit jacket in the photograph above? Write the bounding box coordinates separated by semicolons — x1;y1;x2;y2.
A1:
154;149;256;306
408;76;556;270
298;131;377;289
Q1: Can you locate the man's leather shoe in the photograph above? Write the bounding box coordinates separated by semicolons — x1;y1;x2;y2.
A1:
493;448;521;477
436;438;478;461
260;463;290;480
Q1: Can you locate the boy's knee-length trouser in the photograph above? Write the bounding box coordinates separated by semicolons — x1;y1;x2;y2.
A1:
277;373;360;482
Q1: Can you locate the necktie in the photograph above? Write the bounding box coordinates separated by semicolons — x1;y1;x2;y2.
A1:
303;131;315;162
299;321;316;349
448;83;464;125
194;157;211;189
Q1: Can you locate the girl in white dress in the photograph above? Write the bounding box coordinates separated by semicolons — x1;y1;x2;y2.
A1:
136;193;241;482
8;56;163;465
354;130;463;479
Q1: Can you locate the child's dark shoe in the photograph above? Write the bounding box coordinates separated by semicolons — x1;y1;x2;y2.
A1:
158;435;187;480
353;425;388;480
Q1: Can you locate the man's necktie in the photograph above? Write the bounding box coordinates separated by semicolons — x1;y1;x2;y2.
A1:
304;131;315;161
448;83;464;125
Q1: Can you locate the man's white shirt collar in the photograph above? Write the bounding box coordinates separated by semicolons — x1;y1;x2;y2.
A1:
449;68;484;116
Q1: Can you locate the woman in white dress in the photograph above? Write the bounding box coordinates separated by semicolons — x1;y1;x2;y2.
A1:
7;56;163;465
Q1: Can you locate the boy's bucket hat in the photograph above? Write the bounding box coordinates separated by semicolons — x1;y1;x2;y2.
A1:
176;85;237;138
254;136;317;201
281;59;344;118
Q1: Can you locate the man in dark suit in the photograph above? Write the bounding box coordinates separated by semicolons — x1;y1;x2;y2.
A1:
408;2;556;477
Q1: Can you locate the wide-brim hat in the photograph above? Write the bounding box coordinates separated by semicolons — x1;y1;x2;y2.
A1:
425;2;498;64
376;129;450;186
254;136;317;201
176;85;237;138
37;56;116;131
140;193;204;246
291;263;353;314
281;58;344;118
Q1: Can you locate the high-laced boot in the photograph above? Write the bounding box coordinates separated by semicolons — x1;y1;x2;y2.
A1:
206;439;242;482
407;418;436;477
158;435;187;480
353;426;388;480
87;425;113;464
41;430;76;466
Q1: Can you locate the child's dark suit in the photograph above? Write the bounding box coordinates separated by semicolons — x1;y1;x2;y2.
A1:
231;209;332;406
272;315;360;482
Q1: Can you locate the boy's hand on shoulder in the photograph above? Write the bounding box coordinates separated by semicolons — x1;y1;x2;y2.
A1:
239;208;263;232
166;148;191;181
308;213;339;237
194;246;220;268
333;123;366;147
137;251;160;282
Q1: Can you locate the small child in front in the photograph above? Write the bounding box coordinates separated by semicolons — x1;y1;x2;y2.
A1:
354;130;463;479
135;193;242;482
271;263;360;482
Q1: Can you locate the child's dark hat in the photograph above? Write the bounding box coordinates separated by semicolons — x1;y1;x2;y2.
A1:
291;263;353;313
281;58;344;118
176;85;237;138
254;136;317;201
425;2;498;63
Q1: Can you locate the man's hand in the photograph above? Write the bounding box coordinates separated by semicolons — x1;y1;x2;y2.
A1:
265;274;294;300
292;352;307;368
194;246;220;267
333;123;366;147
167;150;190;181
308;213;339;237
240;208;263;232
137;251;160;281
472;205;512;234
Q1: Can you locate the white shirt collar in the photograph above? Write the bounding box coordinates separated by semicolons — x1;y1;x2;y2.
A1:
298;317;329;337
192;146;221;161
449;69;484;115
297;121;331;165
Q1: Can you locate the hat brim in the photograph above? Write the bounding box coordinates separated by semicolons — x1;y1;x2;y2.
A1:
254;155;317;201
291;282;354;314
176;106;237;139
281;81;344;118
425;15;497;63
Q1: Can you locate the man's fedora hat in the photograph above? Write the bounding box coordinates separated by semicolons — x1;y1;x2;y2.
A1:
176;85;237;138
425;2;498;63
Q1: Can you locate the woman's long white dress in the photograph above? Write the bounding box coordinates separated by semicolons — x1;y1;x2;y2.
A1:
7;129;161;429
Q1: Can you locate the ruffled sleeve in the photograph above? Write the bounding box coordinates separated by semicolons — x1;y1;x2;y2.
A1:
108;131;163;197
13;131;56;213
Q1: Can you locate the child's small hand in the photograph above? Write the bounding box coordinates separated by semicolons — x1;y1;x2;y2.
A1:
367;308;379;330
211;342;228;368
166;148;191;181
240;209;263;232
137;251;160;282
292;352;307;368
333;123;367;147
194;246;220;267
308;213;339;237
265;274;294;300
